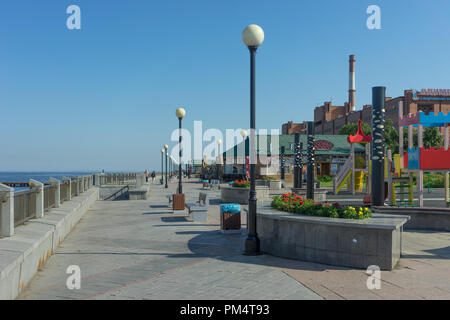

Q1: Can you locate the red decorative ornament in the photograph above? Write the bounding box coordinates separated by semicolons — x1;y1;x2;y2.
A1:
347;120;372;144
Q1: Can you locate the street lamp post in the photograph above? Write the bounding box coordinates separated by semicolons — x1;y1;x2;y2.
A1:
242;24;264;256
164;144;168;188
161;149;164;183
241;130;247;180
176;108;186;194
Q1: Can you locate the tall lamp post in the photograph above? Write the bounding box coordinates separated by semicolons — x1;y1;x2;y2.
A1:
242;24;264;255
176;108;186;194
241;130;247;180
164;144;168;188
161;148;164;183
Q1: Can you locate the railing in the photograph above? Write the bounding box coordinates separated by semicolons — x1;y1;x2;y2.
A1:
104;185;129;201
60;181;70;203
14;188;37;226
1;174;98;237
71;179;77;197
333;155;354;194
1;173;137;237
99;173;137;186
44;184;57;211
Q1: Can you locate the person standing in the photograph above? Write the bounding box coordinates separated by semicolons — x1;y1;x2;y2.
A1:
145;169;149;182
151;171;156;183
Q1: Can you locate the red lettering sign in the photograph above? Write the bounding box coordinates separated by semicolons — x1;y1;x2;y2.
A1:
314;140;334;151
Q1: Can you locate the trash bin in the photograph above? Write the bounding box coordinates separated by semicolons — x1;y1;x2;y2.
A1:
220;204;241;233
173;193;185;211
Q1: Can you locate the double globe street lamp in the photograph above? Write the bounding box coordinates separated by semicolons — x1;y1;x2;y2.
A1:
242;24;264;256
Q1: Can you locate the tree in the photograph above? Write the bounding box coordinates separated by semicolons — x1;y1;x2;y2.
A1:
385;119;399;154
423;127;443;149
385;120;442;153
339;121;372;136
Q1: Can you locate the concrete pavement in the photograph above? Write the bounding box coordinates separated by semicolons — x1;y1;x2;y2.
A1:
18;180;450;300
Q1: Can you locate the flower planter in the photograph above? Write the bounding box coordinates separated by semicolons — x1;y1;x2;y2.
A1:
255;180;268;187
257;204;410;270
291;188;328;202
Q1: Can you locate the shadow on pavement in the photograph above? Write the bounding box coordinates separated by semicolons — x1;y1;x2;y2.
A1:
179;229;351;272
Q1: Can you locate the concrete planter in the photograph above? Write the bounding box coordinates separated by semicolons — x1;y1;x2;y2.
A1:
256;180;281;190
372;206;450;232
255;180;268;187
220;185;270;205
291;188;328;203
269;180;282;190
257;205;410;270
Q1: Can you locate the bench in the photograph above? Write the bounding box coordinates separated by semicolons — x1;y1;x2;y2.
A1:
186;192;209;221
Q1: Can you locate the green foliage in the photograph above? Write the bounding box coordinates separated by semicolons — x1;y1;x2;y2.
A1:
232;180;250;188
424;173;444;188
339;122;372;136
318;175;332;183
385;119;400;153
423;127;443;149
385;120;442;154
271;193;372;220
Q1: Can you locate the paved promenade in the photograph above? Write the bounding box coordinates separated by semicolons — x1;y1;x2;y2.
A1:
19;180;450;300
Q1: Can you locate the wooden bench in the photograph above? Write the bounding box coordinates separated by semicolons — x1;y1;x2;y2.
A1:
186;192;209;221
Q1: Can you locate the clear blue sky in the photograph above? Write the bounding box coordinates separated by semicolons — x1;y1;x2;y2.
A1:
1;0;449;172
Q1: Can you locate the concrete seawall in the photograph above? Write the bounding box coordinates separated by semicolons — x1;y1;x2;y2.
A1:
0;188;99;300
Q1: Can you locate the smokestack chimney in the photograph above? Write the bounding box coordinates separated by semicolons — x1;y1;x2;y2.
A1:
349;54;356;111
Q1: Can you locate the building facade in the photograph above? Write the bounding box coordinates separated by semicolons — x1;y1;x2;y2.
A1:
222;134;365;180
312;89;450;135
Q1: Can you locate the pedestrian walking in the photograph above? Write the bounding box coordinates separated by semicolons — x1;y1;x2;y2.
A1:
145;169;149;182
151;170;156;183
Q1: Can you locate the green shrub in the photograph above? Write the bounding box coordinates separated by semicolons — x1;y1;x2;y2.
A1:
318;175;332;183
271;193;372;220
424;173;444;188
232;180;250;188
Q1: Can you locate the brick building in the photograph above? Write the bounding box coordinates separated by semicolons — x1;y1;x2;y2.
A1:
281;121;308;134
312;89;450;135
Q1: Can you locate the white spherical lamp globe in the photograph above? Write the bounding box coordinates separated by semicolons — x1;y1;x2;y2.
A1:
161;149;164;153
242;24;264;48
241;130;247;137
164;144;168;149
217;139;222;145
175;107;186;119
